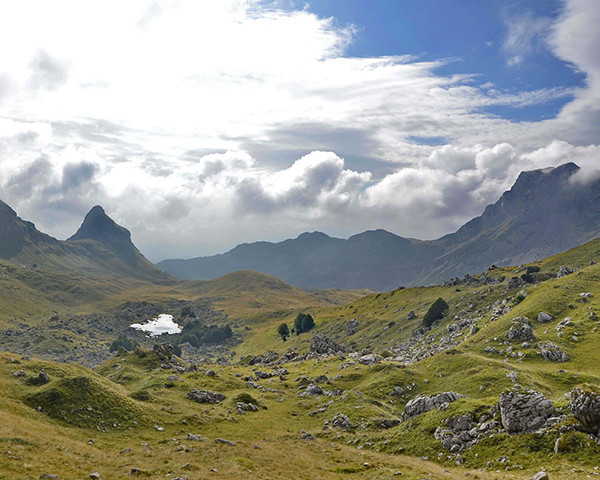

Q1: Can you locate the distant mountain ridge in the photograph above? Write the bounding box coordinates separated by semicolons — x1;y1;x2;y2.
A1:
157;162;600;290
0;202;170;282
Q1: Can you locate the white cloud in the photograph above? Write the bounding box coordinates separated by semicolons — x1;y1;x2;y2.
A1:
0;0;598;260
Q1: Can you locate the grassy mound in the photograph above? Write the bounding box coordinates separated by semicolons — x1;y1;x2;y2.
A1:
25;375;148;429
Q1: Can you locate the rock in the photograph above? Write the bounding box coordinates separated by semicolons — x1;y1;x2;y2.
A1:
214;438;235;446
402;392;465;420
331;413;352;430
405;311;417;321
187;433;203;441
301;383;323;397
557;266;576;278
506;317;534;341
205;369;216;377
556;318;574;331
537;312;554;323
166;375;179;381
12;369;26;377
530;471;549;480
249;351;280;365
38;370;50;384
39;475;59;479
130;468;147;476
254;370;272;379
445;414;472;431
499;388;555;433
236;402;259;414
345;319;359;336
309;334;345;355
379;418;400;429
153;343;174;361
185;389;226;404
538;342;569;362
507;277;526;289
314;374;329;383
568;387;600;433
357;353;381;365
89;473;102;479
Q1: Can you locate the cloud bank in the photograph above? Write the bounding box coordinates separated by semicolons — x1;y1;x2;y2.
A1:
0;0;598;260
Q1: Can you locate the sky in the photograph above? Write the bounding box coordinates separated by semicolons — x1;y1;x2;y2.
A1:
0;0;599;261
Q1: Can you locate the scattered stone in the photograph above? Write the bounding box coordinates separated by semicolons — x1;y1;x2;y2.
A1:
39;475;58;480
331;413;352;430
187;433;203;441
530;471;549;480
254;370;272;379
568;387;600;433
166;375;179;381
186;389;225;404
301;384;323;397
507;318;534;341
205;369;216;377
120;448;132;454
214;438;235;446
310;334;345;355
538;342;569;362
537;312;554;323
314;374;329;383
249;352;280;365
345;319;359;336
580;292;593;298
12;369;26;377
357;353;381;365
402;392;466;420
507;277;526;289
499;388;555;433
556;318;574;331
237;402;259;414
557;266;576;278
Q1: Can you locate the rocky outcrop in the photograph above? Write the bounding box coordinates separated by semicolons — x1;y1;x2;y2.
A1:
331;413;352;430
557;266;576;278
345;319;359;336
506;318;534;341
186;389;225;404
538;342;568;362
310;334;345;355
499;389;555;433
402;392;465;420
568;387;600;433
153;343;173;361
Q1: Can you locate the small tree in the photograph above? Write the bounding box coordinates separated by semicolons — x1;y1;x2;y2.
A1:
294;313;306;334
277;323;290;341
422;297;449;329
301;313;315;333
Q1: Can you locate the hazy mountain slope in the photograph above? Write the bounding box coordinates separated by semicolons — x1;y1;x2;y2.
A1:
158;162;600;290
0;201;171;282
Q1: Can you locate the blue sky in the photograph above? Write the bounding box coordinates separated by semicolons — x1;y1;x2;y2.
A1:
303;0;585;121
0;0;598;259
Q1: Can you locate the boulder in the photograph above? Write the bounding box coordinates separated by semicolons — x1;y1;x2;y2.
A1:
153;343;173;361
537;312;554;323
331;413;352;430
507;277;526;289
506;318;534;341
531;471;549;480
499;388;555;433
538;342;569;362
405;311;417;321
358;354;381;365
236;402;259;414
568;387;600;433
310;334;345;355
185;389;225;404
557;266;576;278
402;392;465;420
345;319;359;336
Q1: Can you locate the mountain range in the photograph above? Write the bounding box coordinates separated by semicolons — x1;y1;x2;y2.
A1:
157;162;600;290
0;201;170;282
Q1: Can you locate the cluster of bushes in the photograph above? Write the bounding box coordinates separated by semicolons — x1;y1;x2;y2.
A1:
110;335;139;352
277;313;316;341
177;320;233;347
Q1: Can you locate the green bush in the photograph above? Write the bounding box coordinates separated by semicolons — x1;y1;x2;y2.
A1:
422;298;449;328
277;322;290;341
294;313;315;334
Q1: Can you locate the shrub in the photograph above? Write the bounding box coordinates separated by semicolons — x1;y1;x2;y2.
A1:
277;323;290;341
110;335;138;353
294;313;315;334
422;298;449;328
